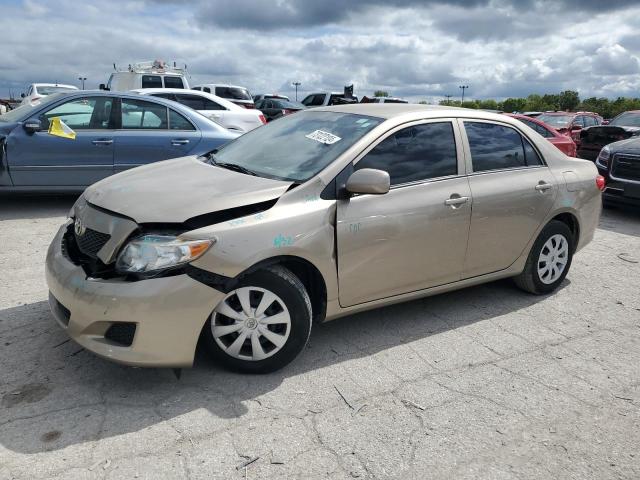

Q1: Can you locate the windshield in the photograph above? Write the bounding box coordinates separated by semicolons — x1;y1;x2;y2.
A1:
537;114;573;128
211;111;383;182
610;112;640;127
0;93;65;122
37;86;76;95
215;86;252;101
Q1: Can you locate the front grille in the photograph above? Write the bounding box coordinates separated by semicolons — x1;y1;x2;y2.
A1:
75;228;110;259
63;225;118;278
104;323;136;346
612;154;640;182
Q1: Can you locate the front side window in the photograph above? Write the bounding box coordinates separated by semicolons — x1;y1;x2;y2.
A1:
169;109;195;130
40;97;114;130
465;122;541;172
164;76;184;89
584;116;597;127
212;111;383;182
141;75;162;89
121;99;167;129
355;122;458;185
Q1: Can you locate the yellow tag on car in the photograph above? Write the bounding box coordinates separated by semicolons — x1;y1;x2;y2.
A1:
48;117;76;140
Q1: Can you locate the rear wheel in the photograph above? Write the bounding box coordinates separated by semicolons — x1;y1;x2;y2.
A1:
514;220;574;295
203;266;312;373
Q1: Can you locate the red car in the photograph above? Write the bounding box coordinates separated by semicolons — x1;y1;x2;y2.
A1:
535;111;602;149
506;114;577;157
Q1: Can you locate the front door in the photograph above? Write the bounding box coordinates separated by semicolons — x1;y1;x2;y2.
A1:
8;96;115;186
461;120;557;278
337;120;471;307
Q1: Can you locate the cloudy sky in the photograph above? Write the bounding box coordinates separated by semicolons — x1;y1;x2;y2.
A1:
1;0;639;102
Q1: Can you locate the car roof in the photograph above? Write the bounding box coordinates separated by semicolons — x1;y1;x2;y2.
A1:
133;88;240;110
34;83;77;88
195;84;247;89
314;103;470;119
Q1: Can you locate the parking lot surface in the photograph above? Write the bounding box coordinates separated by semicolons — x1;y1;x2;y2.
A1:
1;196;639;480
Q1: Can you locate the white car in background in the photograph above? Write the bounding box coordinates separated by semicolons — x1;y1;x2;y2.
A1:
20;83;78;105
192;84;255;109
135;88;266;133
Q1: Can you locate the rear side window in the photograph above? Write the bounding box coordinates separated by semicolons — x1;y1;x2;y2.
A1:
164;76;184;89
141;75;162;88
121;99;167;129
169;109;195;130
173;94;205;110
465;122;542;171
519;118;553;138
202;98;225;110
303;94;325;106
355;122;458;185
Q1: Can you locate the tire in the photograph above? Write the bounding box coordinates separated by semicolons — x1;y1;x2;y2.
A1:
203;265;312;373
514;220;574;295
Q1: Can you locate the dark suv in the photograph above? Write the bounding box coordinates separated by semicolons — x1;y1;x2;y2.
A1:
578;110;640;161
595;135;640;206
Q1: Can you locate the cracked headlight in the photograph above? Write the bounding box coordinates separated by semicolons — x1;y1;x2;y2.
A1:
115;235;213;274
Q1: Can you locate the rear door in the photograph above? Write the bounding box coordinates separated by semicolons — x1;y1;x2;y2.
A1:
337;120;471;307
461;120;557;278
114;98;201;173
7;96;115;187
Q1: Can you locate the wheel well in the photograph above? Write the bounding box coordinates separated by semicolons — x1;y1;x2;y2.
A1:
551;213;580;251
247;256;327;324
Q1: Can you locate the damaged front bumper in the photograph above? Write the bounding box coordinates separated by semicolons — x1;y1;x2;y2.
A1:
45;222;225;367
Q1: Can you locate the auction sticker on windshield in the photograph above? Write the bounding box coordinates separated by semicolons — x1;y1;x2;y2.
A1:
305;130;342;145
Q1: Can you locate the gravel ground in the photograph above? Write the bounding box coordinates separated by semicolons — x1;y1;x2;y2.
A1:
0;195;639;480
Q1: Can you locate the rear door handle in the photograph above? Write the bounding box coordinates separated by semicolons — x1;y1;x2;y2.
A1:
92;139;113;145
535;182;553;192
171;139;190;146
444;195;469;207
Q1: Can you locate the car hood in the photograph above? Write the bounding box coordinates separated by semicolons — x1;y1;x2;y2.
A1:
84;156;293;224
608;136;640;153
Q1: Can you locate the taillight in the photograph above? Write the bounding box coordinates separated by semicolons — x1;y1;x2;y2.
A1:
244;104;255;109
596;175;606;191
258;114;267;124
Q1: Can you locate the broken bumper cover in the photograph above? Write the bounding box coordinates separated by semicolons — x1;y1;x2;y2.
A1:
45;224;225;367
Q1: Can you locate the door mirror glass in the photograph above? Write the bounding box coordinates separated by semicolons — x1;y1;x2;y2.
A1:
346;168;390;195
23;118;42;133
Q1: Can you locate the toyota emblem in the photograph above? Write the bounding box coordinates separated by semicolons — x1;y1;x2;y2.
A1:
74;217;86;236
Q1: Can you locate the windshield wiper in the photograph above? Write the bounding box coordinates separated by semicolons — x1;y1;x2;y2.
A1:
215;162;258;176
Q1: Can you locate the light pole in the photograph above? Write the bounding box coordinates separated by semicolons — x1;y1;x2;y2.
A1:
444;94;452;106
292;81;301;101
78;76;87;90
459;85;469;106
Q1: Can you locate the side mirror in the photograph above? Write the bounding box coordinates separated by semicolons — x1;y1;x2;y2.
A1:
570;124;582;131
346;168;390;195
23;118;42;133
20;93;25;98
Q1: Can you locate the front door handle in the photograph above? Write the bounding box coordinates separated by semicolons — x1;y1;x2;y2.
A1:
535;182;553;192
171;139;190;146
92;139;113;145
444;195;469;207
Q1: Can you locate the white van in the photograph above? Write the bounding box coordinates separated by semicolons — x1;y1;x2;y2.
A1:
102;61;189;92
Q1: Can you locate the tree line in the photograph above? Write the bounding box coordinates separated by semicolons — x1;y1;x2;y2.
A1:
434;90;640;119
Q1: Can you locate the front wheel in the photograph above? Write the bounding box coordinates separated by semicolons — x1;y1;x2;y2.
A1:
514;220;574;295
203;266;312;373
